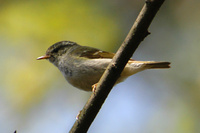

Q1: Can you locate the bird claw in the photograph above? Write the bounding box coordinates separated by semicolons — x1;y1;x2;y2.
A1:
76;110;82;120
92;83;98;93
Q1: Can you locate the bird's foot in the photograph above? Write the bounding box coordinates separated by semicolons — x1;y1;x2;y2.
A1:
92;83;98;93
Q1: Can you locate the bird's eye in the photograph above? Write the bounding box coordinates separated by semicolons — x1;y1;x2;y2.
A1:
49;56;55;63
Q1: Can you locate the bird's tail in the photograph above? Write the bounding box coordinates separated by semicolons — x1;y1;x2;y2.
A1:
129;61;171;69
138;61;171;69
123;61;170;76
118;61;170;83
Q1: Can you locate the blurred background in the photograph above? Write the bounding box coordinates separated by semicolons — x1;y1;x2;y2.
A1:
0;0;200;133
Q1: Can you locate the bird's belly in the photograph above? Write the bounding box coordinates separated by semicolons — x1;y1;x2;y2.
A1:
59;58;140;91
66;71;103;91
62;59;111;91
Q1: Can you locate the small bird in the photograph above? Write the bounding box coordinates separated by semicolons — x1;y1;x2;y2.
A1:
37;41;170;91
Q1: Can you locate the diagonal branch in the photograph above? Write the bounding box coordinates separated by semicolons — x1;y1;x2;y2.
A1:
70;0;165;132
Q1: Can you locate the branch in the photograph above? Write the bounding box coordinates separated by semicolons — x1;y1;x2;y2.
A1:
70;0;165;132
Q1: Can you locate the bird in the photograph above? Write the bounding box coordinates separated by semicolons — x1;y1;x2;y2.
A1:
37;41;170;91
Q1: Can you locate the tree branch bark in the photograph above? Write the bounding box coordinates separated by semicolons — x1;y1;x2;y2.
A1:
70;0;165;132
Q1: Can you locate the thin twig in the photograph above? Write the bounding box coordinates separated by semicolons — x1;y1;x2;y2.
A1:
70;0;165;132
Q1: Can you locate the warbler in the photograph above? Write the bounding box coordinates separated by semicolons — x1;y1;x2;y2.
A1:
37;41;170;91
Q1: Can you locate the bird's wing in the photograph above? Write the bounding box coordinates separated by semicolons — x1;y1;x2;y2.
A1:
74;45;135;61
78;46;115;59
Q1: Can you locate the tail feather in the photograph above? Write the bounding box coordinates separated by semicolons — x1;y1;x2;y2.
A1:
128;61;171;69
120;61;170;81
145;62;171;69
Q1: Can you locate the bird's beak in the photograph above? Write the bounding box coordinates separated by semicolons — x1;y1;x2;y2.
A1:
37;55;50;60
